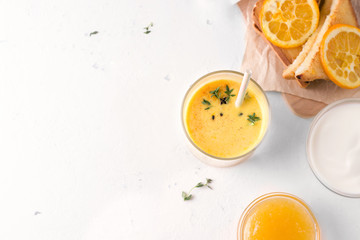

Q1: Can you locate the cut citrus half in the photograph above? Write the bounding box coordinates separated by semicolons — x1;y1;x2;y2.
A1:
320;24;360;89
260;0;320;48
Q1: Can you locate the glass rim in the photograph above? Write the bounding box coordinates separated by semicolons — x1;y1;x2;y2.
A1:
237;192;320;240
181;70;270;161
306;98;360;198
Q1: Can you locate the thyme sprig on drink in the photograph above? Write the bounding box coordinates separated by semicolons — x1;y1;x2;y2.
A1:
202;99;212;110
224;85;236;103
209;85;236;105
204;86;259;125
247;113;261;125
210;87;221;99
182;178;213;201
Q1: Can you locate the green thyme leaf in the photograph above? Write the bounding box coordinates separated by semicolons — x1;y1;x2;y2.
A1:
182;191;192;201
244;92;250;101
202;99;212;110
182;191;187;198
89;31;98;36
196;182;204;188
247;113;261;125
184;195;192;200
223;85;236;104
225;85;234;96
202;99;211;105
206;179;213;189
210;87;221;99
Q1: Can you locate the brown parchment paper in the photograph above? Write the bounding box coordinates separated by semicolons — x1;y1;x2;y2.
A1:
237;0;360;104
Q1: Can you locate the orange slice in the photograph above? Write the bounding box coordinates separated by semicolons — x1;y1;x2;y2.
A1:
320;24;360;89
260;0;320;48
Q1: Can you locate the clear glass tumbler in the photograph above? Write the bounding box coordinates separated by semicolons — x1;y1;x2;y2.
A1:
181;70;270;167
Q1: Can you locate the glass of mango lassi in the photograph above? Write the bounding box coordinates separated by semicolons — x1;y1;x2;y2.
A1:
181;70;270;167
237;193;320;240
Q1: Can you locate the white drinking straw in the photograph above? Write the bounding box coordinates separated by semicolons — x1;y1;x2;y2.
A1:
235;69;252;108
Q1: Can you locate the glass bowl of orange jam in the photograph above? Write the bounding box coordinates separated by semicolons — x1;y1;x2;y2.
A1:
237;193;320;240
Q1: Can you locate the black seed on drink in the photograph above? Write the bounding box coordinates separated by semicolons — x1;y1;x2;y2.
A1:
239;112;243;116
220;113;223;117
212;115;215;120
220;97;227;105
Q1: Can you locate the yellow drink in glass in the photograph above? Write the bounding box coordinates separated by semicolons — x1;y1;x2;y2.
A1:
181;70;270;167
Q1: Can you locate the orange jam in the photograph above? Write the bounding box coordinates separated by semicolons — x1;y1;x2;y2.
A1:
238;193;320;240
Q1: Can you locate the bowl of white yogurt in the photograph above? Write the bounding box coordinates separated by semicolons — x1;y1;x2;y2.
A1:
307;98;360;198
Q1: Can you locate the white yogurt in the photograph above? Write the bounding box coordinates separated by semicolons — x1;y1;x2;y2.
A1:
307;99;360;197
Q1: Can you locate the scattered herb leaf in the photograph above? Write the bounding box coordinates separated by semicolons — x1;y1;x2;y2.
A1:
205;178;213;189
208;85;236;105
182;191;192;201
89;31;98;36
202;99;212;110
196;182;204;188
144;22;154;34
244;92;250;101
247;113;261;125
182;178;213;201
202;99;211;105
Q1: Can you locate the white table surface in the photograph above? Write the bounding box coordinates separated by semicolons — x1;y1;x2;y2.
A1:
0;0;359;239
